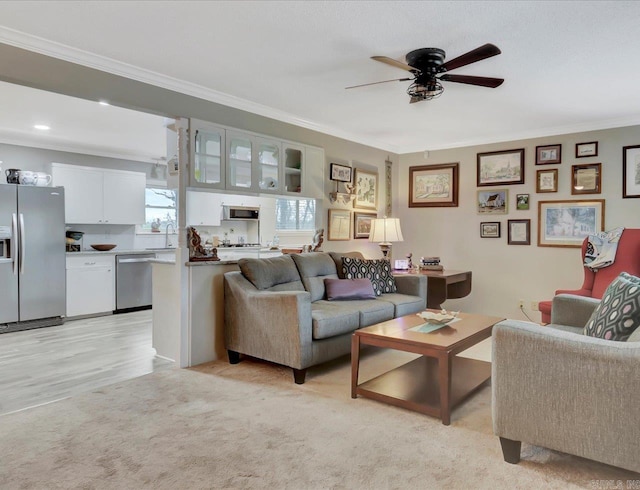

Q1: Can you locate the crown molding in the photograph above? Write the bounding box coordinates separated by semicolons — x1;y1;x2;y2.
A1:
0;27;400;154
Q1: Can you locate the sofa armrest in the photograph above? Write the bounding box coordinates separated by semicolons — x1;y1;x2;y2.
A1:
224;272;313;369
492;321;640;472
393;274;427;301
550;294;600;328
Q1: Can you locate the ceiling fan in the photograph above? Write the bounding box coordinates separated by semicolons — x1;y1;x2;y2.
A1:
346;43;504;103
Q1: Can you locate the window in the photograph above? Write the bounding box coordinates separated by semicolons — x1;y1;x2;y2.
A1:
276;198;316;231
138;188;177;233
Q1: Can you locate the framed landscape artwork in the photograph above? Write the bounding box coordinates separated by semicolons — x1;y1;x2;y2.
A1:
538;199;605;247
353;168;378;210
477;149;525;186
353;212;377;239
508;219;531;245
327;209;351;241
329;163;352;182
572;163;601;195
576;141;598;158
477;189;508;214
623;145;640;198
536;169;558;193
516;193;530;210
408;162;459;207
535;144;562;165
480;221;501;238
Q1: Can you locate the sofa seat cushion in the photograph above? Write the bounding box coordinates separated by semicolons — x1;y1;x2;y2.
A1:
584;272;640;341
351;299;395;327
380;293;426;317
310;302;360;340
291;253;340;302
238;255;305;292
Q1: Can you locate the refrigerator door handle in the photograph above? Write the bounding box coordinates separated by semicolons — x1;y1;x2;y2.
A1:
12;213;18;275
19;213;25;275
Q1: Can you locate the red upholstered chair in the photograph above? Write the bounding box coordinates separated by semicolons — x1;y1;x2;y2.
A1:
539;228;640;324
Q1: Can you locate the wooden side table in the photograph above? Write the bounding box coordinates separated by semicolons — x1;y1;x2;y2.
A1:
394;269;472;310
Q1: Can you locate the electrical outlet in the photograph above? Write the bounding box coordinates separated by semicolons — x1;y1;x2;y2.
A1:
518;300;525;309
531;301;539;311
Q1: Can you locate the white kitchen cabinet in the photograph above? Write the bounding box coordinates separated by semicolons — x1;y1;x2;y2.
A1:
282;142;304;196
52;163;145;225
226;131;254;192
186;190;222;226
190;120;226;190
66;255;115;317
303;145;325;200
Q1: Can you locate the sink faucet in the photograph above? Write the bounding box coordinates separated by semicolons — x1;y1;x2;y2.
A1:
165;222;176;248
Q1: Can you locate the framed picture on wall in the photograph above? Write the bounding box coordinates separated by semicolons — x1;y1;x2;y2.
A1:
477;148;525;186
327;209;351;241
536;169;558;193
576;141;598;158
477;189;508;214
480;221;501;238
353;212;377;239
535;144;562;165
623;145;640;198
508;219;531;245
329;163;352;183
353;168;378;210
572;163;601;195
408;162;459;207
538;199;605;247
516;193;530;210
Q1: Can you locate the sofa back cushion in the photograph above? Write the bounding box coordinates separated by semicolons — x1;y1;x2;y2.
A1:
291;253;339;302
342;257;397;296
238;255;305;292
329;251;365;279
584;272;640;341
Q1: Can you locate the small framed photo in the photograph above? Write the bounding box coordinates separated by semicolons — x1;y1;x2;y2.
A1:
394;259;409;270
535;144;562;165
353;212;377;239
477;189;508;214
353;168;378;210
572;163;601;195
477;149;525;186
623;145;640;198
408;162;459;207
328;209;351;241
516;193;530;210
329;163;352;183
576;141;598;158
508;219;531;245
536;169;558;193
538;199;605;247
480;221;501;238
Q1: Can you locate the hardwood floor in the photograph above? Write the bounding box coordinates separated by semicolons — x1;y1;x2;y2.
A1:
0;310;173;415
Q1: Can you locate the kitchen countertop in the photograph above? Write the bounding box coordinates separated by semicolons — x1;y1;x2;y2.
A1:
66;248;177;256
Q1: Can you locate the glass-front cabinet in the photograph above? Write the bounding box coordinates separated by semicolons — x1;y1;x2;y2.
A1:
190;120;225;189
226;131;254;191
283;143;304;195
257;137;281;194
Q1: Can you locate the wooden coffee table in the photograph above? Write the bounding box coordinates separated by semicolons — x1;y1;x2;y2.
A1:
351;310;504;425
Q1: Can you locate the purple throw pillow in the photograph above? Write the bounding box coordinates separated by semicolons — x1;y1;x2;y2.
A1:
324;278;376;301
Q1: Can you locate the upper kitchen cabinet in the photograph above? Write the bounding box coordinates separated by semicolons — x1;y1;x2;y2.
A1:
282;143;304;195
190;120;225;190
186;190;222;226
51;163;145;225
303;145;325;201
256;137;281;194
226;131;254;192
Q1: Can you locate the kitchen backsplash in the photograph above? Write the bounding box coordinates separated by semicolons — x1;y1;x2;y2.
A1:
66;224;175;251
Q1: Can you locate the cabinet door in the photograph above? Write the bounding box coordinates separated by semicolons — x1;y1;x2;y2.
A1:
226;131;255;191
103;170;146;224
282;143;304;195
66;266;114;317
186;191;222;226
52;164;103;223
190;120;226;189
304;146;325;200
256;137;281;193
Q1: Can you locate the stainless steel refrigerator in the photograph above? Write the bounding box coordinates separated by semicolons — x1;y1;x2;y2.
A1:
0;184;66;333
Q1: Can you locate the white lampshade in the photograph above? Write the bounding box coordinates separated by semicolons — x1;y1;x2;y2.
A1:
369;218;404;244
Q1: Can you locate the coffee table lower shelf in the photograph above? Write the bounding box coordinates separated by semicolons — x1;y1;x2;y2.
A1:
355;355;491;419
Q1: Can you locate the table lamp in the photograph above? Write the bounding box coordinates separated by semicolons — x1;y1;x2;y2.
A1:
369;217;404;260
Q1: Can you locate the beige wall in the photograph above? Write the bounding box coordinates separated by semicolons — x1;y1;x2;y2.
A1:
398;125;640;321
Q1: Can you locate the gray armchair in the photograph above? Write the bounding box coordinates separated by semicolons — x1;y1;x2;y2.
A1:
492;294;640;473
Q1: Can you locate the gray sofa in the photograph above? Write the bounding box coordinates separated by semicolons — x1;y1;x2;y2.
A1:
224;251;427;383
492;294;640;473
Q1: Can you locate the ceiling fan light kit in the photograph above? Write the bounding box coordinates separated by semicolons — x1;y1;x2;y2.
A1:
347;43;504;103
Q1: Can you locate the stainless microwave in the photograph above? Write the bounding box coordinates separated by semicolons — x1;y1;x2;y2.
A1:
223;206;260;221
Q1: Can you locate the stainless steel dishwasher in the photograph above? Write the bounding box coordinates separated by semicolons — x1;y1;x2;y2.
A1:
115;253;155;312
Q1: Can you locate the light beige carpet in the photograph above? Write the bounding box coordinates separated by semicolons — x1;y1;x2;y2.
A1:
1;349;637;489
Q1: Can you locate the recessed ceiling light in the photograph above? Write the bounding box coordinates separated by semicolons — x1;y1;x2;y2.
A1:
98;100;110;106
34;124;50;131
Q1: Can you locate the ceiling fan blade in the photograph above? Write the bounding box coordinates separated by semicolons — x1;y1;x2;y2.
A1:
345;77;412;89
371;56;417;72
439;74;504;88
441;43;501;72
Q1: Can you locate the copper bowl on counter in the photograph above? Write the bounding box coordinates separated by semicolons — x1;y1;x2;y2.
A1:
90;244;117;251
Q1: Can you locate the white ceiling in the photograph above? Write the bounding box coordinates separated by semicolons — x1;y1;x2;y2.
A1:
1;1;640;157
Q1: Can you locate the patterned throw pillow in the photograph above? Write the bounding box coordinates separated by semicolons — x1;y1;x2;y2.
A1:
341;257;396;296
584;272;640;341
